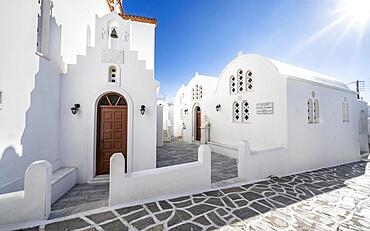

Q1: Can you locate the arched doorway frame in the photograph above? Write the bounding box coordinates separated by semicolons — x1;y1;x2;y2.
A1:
92;90;134;177
192;103;201;141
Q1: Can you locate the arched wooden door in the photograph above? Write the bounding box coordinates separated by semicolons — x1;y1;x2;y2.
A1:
96;93;128;175
195;106;201;141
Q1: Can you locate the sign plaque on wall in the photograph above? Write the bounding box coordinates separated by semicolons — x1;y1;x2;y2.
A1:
256;102;274;115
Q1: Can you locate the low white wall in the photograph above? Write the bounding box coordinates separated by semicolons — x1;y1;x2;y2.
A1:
238;139;360;183
109;145;212;206
208;141;238;159
238;141;289;182
0;161;52;226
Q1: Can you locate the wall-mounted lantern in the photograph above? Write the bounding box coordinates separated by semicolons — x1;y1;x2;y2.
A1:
215;104;221;112
184;109;189;115
70;104;80;115
140;105;146;115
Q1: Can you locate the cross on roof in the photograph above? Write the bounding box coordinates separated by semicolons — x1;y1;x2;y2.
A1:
105;0;157;25
106;0;124;14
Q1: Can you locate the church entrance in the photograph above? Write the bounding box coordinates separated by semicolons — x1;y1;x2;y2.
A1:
195;106;201;141
96;93;128;175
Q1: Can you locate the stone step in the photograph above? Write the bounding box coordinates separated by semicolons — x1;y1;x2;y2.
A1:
52;167;77;204
211;177;245;188
90;175;109;184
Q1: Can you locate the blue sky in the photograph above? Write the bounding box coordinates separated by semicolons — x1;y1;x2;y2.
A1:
124;0;370;102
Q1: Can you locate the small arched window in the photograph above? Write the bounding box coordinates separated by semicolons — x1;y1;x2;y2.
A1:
230;75;236;94
237;69;244;93
346;101;349;122
307;99;313;123
242;100;250;123
342;98;350;122
195;85;199;100
246;70;253;91
233;101;241;123
313;99;319;123
108;65;120;84
342;102;346;122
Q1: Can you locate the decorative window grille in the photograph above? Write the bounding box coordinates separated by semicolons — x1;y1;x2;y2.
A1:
230;75;236;94
242;100;250;122
313;99;319;123
246;70;253;91
192;88;195;100
233;101;241;123
237;69;244;93
192;85;202;101
195;85;199;100
307;99;313;123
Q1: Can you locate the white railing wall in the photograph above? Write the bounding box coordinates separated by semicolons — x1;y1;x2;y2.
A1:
0;160;52;226
238;140;288;183
109;145;212;206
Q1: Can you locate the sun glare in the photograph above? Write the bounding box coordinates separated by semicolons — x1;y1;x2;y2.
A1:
336;0;370;27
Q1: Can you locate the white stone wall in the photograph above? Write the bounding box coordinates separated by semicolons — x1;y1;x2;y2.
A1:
0;160;52;226
109;145;212;206
0;0;63;193
51;0;110;67
175;53;364;168
284;79;361;172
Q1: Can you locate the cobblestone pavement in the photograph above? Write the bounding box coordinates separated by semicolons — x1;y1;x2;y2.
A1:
20;161;370;231
50;183;109;219
157;139;238;183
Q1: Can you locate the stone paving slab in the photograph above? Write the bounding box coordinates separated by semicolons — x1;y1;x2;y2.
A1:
15;161;370;231
157;139;238;183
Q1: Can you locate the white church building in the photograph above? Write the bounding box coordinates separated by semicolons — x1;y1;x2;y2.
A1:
0;0;369;227
0;0;159;194
174;53;369;175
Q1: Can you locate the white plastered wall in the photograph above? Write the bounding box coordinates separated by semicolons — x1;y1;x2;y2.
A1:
285;78;361;172
59;13;158;183
0;0;62;193
176;55;288;153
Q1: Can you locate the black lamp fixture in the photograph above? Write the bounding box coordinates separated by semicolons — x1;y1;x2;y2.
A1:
215;104;221;112
71;104;80;115
140;105;146;115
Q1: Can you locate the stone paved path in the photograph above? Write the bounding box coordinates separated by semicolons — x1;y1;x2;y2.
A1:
18;161;370;231
157;139;238;183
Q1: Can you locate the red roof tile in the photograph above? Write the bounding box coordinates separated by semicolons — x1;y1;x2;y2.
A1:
105;0;157;25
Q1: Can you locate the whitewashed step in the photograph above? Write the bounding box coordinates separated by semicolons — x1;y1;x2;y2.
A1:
51;167;77;204
211;177;245;188
90;175;109;184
